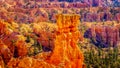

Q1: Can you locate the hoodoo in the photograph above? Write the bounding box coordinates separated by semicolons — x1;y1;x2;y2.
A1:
6;14;84;68
48;14;84;68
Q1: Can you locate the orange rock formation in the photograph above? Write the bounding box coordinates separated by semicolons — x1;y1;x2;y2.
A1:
6;14;84;68
48;14;84;68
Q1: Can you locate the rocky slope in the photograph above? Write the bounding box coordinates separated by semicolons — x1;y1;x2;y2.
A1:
0;0;120;23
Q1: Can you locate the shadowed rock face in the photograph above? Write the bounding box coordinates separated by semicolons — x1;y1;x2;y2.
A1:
84;25;120;48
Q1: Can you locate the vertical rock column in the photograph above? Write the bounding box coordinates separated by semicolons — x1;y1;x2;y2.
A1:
48;14;84;68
